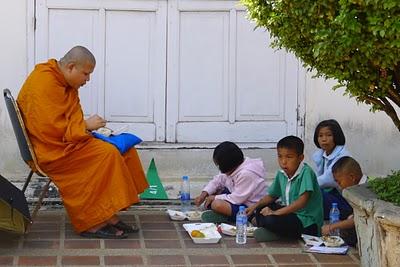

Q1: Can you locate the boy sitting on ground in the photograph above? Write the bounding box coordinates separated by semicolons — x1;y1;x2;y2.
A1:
321;156;367;246
246;136;323;242
195;141;267;223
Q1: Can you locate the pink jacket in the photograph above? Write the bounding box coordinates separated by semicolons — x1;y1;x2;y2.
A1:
203;157;267;207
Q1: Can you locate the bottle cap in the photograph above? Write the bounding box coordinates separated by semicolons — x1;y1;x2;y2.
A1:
332;202;338;207
239;205;245;211
182;175;189;180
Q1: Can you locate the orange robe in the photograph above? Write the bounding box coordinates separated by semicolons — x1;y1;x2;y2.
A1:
17;59;148;232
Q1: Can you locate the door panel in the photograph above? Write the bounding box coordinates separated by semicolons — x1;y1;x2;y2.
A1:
167;0;298;143
236;11;283;120
105;10;154;121
35;0;167;141
178;12;229;121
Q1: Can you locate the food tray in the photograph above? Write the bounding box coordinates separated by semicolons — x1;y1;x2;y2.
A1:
182;223;222;244
301;234;324;246
321;236;345;247
166;209;203;221
219;223;257;237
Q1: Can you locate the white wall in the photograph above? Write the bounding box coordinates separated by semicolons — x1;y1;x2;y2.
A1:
0;1;31;178
304;74;400;177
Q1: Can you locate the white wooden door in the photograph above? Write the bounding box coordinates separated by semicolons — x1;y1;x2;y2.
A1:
35;0;167;141
166;0;299;144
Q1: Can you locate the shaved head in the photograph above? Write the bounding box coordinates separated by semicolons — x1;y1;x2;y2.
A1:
59;46;96;67
58;46;96;89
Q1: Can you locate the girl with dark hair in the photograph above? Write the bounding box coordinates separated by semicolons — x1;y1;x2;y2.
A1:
312;119;351;219
195;141;267;223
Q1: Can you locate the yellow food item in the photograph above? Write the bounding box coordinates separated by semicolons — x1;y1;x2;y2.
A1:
190;230;205;238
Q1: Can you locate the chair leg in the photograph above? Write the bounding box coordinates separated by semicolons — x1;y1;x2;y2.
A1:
25;179;51;233
22;170;34;193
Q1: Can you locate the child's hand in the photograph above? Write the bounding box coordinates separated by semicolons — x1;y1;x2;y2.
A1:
321;224;331;236
204;195;215;208
194;191;208;206
194;195;205;206
260;206;274;216
245;205;256;217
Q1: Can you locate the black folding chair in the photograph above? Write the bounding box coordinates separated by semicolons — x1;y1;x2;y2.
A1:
3;88;52;229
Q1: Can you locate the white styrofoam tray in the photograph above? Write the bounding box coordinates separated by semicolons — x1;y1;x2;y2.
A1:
166;209;202;221
219;223;257;237
182;223;222;244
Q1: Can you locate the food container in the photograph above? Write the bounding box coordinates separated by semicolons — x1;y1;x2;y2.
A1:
183;223;222;244
301;234;324;246
166;209;203;221
219;223;257;237
321;236;345;247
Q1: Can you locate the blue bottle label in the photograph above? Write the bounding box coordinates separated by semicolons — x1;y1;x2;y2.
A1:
181;192;190;201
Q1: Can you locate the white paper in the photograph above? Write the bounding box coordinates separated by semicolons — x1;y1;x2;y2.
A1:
301;234;324;246
305;245;349;255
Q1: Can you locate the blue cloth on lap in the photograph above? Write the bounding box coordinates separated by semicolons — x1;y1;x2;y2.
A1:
92;132;142;154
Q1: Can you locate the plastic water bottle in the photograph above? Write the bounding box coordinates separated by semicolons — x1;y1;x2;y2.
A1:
236;205;247;244
329;202;340;236
180;175;190;212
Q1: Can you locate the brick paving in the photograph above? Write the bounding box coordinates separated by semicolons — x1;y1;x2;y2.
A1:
0;210;360;266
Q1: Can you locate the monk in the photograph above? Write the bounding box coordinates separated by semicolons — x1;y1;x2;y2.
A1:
17;46;149;239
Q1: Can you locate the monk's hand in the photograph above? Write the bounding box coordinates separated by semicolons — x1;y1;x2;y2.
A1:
85;114;107;131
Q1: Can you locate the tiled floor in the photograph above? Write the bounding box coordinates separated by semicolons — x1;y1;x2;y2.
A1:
0;210;360;267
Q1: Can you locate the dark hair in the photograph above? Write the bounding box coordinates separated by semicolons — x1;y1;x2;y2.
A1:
332;156;363;177
277;136;304;155
313;119;346;148
213;141;244;174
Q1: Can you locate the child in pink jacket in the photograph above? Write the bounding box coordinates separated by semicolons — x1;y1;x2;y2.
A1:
195;141;267;223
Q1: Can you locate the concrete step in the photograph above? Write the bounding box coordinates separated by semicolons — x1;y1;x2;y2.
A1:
12;148;279;207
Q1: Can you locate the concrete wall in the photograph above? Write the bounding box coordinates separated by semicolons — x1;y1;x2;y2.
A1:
0;1;31;179
304;76;400;177
0;1;399;182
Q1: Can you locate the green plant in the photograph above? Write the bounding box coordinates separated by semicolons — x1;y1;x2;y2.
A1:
241;0;400;132
368;170;400;206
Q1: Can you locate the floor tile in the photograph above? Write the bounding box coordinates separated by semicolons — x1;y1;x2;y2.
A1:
64;240;100;249
147;255;185;265
313;254;356;263
142;230;179;239
29;223;60;231
144;239;181;248
139;214;171;222
18;256;57;266
230;254;271;264
224;238;263;248
22;240;59;249
105;240;141;249
62;256;100;265
183;239;223;248
104;255;143;265
24;231;60;240
189;255;229;265
0;240;19;249
141;222;176;230
272;254;313;264
0;256;13;266
263;240;301;248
